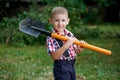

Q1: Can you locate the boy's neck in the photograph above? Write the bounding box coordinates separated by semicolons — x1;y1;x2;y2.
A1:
53;28;65;36
59;31;65;36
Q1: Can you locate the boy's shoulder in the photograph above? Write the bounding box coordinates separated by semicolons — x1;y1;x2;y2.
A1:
66;29;74;36
47;36;55;40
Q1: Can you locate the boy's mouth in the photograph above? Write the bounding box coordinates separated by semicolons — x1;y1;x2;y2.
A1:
57;25;64;28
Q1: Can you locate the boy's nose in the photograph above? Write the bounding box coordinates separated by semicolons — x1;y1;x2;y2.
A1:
58;21;62;25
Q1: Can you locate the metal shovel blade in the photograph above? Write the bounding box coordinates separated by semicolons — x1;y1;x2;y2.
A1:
19;18;45;37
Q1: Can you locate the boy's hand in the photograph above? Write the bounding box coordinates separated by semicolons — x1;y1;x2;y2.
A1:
63;37;76;49
75;40;86;54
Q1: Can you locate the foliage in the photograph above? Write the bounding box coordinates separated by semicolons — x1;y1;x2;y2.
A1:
0;6;48;47
0;0;119;46
41;0;116;24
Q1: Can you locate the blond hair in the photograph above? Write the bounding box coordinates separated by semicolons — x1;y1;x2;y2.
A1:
51;6;68;18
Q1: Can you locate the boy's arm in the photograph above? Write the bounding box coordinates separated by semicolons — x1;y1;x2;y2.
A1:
73;37;84;54
74;40;85;54
50;37;75;60
74;45;84;54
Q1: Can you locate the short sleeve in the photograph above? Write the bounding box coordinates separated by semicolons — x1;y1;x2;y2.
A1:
46;36;56;55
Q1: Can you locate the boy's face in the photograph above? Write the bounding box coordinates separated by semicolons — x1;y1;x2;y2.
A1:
50;13;70;33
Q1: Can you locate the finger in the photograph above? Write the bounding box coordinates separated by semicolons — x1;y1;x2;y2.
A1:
80;40;85;44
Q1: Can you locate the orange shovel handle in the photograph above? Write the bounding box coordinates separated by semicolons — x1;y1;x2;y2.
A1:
51;33;111;55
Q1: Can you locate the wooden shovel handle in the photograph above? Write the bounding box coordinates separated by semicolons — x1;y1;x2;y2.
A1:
51;33;111;55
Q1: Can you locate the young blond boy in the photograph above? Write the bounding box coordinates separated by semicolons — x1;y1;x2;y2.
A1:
46;6;84;80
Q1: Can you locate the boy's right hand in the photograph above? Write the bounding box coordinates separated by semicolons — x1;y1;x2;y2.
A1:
63;37;76;49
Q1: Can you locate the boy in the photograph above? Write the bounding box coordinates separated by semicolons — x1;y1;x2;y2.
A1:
46;6;84;80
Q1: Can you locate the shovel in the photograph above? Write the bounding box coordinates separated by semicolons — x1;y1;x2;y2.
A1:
19;18;111;55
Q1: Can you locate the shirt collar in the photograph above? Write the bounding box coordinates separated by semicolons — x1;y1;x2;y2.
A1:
52;28;70;36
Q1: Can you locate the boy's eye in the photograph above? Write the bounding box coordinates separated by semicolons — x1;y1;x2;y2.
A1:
54;19;66;22
55;20;58;21
62;20;65;22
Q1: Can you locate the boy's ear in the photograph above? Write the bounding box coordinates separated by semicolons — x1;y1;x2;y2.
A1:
67;18;70;25
49;18;52;24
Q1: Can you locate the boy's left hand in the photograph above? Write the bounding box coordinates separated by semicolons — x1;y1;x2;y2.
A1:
75;40;86;53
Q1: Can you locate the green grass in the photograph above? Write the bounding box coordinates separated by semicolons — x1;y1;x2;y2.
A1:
0;38;120;80
0;45;53;80
75;38;120;80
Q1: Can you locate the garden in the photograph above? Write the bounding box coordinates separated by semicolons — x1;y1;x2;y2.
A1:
0;0;120;80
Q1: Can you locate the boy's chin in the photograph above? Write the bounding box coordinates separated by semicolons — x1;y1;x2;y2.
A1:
57;29;64;32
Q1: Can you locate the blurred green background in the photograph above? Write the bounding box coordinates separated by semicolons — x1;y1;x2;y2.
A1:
0;0;120;80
